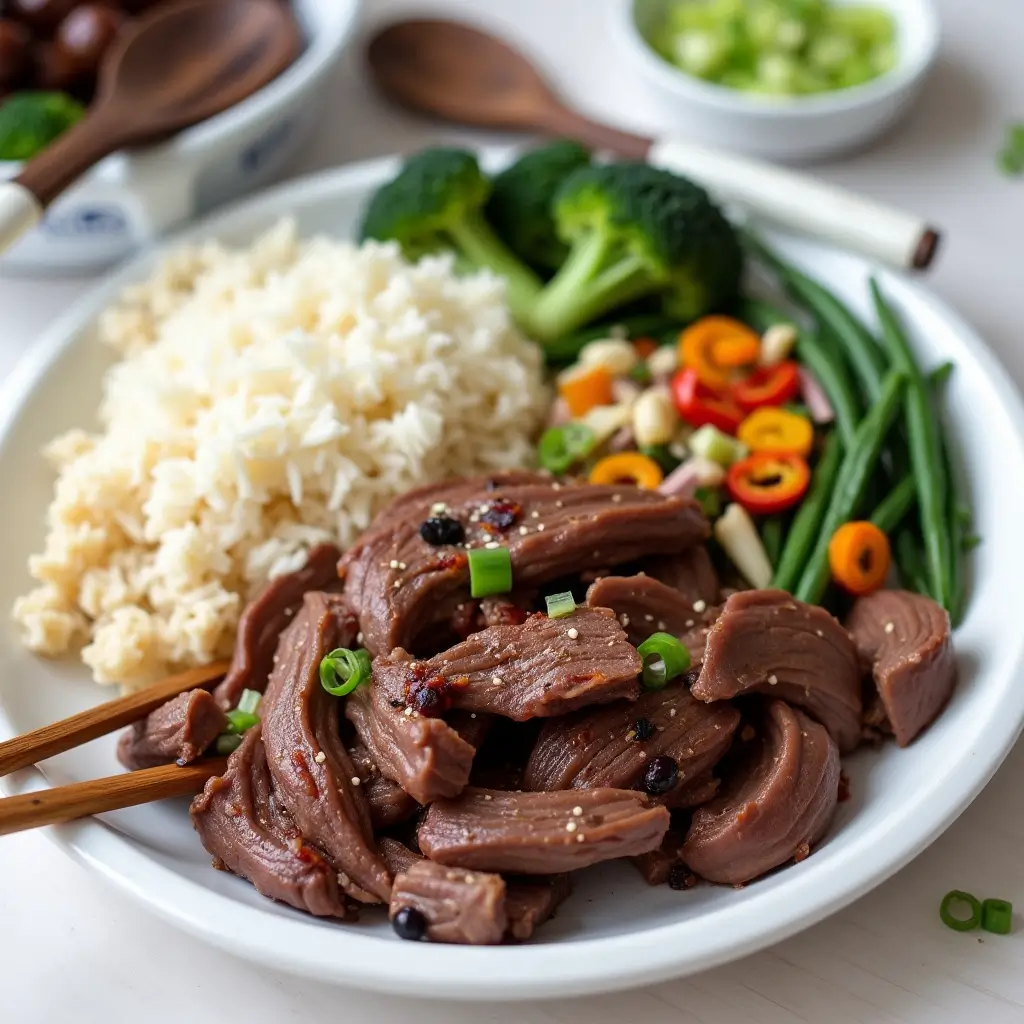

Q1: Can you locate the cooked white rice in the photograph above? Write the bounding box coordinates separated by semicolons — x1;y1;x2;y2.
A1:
13;221;549;690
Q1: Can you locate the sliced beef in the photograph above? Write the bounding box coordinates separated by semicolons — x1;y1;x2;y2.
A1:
682;701;840;885
692;589;862;753
340;472;708;656
845;589;956;746
505;874;572;940
344;681;476;805
389;860;508;945
214;544;341;711
261;591;392;904
117;688;227;771
349;743;419;829
639;547;719;608
632;832;686;886
672;772;722;808
374;607;641;722
418;787;669;874
523;682;739;807
379;837;423;877
190;726;351;919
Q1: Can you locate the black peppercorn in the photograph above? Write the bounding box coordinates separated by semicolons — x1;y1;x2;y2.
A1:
392;906;428;941
682;667;701;688
419;515;464;546
668;865;694;891
643;755;679;795
631;717;655;742
479;498;521;532
412;686;443;716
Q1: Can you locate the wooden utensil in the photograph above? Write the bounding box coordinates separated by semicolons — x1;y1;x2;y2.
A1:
367;20;939;271
0;0;302;253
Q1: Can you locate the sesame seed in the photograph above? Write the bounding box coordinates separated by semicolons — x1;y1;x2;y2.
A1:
565;821;578;833
484;540;500;549
470;712;477;718
576;833;586;843
816;629;823;637
884;621;895;634
669;708;677;717
572;806;583;816
693;599;706;613
492;675;504;685
768;674;778;685
398;561;407;570
620;613;630;626
531;510;540;518
685;619;694;628
350;776;361;787
537;524;546;531
644;613;654;622
657;620;666;630
314;751;326;764
519;525;529;535
483;794;493;801
356;632;364;645
403;707;414;717
389;559;400;569
392;580;401;589
611;494;622;503
567;627;579;640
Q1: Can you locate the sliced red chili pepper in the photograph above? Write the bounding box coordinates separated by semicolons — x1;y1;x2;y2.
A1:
726;452;810;515
670;367;744;435
731;360;801;411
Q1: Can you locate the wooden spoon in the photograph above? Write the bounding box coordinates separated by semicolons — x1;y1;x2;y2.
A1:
367;20;939;270
0;0;301;252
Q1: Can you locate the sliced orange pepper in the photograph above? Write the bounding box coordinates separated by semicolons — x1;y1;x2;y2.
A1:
679;316;761;389
632;336;658;359
828;521;891;595
727;452;809;514
589;452;664;490
558;364;614;418
737;407;814;457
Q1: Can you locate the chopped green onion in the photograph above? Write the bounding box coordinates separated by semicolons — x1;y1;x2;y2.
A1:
215;734;243;756
237;689;262;715
629;362;653;385
637;632;691;690
537;423;596;474
981;898;1013;935
545;591;576;619
468;546;513;598
998;122;1024;177
689;424;747;467
319;647;372;697
939;890;982;931
224;709;260;734
639;444;681;474
694;485;723;520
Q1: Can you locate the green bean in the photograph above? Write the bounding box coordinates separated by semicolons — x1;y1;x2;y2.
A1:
895;529;931;597
771;431;843;593
794;370;907;604
869;477;916;534
746;234;887;401
761;516;786;569
739;298;862;449
870;280;952;612
930;361;955;390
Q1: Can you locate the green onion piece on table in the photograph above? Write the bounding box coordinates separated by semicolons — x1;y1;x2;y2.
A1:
545;591;576;619
998;122;1024;177
939;890;982;932
237;689;262;715
216;734;243;756
537;423;596;474
468;546;513;598
981;898;1013;935
224;709;260;735
637;632;691;690
319;647;372;697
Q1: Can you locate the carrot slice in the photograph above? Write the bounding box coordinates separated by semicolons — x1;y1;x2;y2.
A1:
558;365;614;418
828;521;891;595
679;316;761;389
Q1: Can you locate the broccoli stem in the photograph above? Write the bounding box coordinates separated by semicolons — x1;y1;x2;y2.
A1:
448;211;543;327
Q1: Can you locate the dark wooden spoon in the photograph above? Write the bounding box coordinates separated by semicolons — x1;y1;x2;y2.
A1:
0;0;301;251
367;20;939;270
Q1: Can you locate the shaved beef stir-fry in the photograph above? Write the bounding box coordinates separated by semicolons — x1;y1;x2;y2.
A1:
119;472;960;944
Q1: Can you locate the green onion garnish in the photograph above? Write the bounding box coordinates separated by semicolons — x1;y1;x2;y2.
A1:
981;898;1013;935
237;689;262;715
537;423;596;475
636;632;690;690
693;485;723;520
468;546;512;598
215;734;242;756
545;591;576;619
998;122;1024;176
939;890;982;931
319;647;372;697
224;709;260;734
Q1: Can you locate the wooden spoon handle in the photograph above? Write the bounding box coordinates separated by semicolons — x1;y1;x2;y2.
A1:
0;759;227;836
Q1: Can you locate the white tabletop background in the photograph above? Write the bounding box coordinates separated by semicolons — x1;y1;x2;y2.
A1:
1;0;1022;1020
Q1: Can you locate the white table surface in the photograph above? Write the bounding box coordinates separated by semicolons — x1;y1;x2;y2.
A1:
1;1;1022;1021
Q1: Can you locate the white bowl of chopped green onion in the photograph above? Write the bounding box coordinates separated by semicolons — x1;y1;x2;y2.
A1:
615;0;940;161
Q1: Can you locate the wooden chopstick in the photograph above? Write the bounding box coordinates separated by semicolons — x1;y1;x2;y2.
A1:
0;660;230;779
0;758;228;836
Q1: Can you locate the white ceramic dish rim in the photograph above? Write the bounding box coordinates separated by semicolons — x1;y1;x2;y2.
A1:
0;0;362;171
614;0;940;117
1;155;1024;1000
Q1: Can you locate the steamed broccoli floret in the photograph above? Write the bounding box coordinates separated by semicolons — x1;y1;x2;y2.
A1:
529;162;744;343
485;140;592;274
359;147;542;326
0;92;86;162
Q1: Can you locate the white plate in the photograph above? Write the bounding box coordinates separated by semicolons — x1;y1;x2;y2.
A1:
1;152;1023;1001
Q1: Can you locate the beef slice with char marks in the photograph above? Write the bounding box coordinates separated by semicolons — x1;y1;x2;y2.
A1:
117;688;227;771
693;589;862;753
349;743;419;829
845;589;956;747
682;700;840;885
390;860;509;945
418;787;669;874
191;726;352;919
262;591;392;904
374;607;641;722
344;682;477;805
340;472;708;656
523;682;739;807
638;547;719;608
